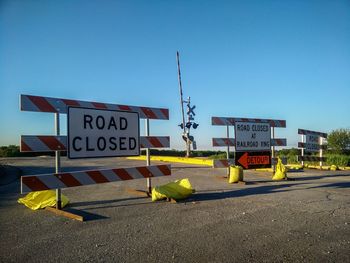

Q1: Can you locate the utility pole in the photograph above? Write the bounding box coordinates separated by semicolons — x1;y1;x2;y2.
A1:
176;51;198;157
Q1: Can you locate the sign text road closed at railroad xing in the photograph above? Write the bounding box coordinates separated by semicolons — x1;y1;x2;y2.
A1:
68;107;140;159
305;134;320;152
235;122;271;151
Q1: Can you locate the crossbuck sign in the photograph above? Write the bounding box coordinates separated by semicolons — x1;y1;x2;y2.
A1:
68;107;140;159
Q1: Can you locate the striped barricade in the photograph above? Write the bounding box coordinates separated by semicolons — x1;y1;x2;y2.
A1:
212;117;286;128
298;128;327;167
21;135;170;152
298;142;327;150
21;164;171;193
271;138;287;147
271;157;287;165
297;156;327;162
212;138;235;147
21;94;169;120
212;159;234;168
211;116;287;171
298;129;327;138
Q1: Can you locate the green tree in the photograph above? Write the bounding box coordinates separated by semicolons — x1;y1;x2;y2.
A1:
327;129;350;154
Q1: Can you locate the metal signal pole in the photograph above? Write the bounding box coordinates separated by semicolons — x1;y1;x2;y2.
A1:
177;51;190;157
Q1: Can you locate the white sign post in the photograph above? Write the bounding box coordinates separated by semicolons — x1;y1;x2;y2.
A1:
235;122;271;152
68;107;140;159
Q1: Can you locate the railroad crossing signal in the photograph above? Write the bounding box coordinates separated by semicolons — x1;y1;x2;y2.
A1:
187;105;196;116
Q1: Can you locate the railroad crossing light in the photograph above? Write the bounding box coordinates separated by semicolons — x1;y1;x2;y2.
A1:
178;123;184;129
188;135;194;143
185;122;192;129
182;134;187;142
192;123;199;129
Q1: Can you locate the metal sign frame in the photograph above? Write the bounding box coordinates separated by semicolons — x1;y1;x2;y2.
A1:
20;94;171;215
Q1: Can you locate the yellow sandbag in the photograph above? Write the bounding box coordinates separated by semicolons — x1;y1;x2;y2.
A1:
18;190;69;210
330;165;338;171
272;158;287;181
229;166;243;183
152;178;195;201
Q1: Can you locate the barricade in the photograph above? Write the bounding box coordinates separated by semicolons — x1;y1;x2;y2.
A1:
297;128;327;168
211;117;287;174
20;94;171;220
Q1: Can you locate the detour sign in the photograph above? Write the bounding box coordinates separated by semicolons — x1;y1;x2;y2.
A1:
235;151;271;169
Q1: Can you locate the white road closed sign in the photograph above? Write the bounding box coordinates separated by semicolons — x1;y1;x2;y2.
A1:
305;134;319;152
235;121;271;151
68;107;140;159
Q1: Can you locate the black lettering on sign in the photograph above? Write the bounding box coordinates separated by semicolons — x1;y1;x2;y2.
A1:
96;115;105;129
84;115;93;129
119;137;126;150
120;117;128;130
72;137;82;151
109;137;117;150
97;137;106;151
86;137;95;151
108;117;118;130
129;137;136;150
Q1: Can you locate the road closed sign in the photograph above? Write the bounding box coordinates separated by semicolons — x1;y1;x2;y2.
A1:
68;107;140;159
235;122;271;152
305;134;319;152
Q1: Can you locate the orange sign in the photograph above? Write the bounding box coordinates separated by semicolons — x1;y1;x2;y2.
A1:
236;152;271;169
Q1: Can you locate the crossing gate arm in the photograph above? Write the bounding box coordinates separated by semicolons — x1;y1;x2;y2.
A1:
211;117;286;128
21;164;171;193
20;94;169;120
20;135;170;152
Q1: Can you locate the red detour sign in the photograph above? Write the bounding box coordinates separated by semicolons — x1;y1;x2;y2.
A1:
235;151;271;169
68;107;140;159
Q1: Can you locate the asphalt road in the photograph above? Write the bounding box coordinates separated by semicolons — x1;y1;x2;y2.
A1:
0;157;349;263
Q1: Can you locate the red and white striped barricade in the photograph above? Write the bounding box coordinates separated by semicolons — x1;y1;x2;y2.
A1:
20;94;171;213
20;135;170;152
21;164;171;193
211;117;287;171
298;129;327;167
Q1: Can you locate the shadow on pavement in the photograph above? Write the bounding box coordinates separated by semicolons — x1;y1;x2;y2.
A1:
307;181;350;190
64;207;109;221
191;183;302;202
290;172;350;181
69;196;148;208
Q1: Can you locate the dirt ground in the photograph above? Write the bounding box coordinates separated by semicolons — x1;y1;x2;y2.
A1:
0;157;349;262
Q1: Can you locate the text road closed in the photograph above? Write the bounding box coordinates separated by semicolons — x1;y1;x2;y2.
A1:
68;107;140;158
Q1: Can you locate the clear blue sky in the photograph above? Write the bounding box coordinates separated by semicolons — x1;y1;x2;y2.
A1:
1;0;349;150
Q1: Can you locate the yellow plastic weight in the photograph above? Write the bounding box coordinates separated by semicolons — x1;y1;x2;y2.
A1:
151;178;195;201
272;158;287;181
229;166;243;183
18;190;69;210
